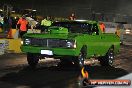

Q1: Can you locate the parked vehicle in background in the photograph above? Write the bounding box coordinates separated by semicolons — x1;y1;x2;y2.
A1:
123;24;132;45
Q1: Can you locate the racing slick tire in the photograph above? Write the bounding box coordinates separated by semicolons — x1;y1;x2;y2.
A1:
27;53;39;69
75;45;87;68
99;48;114;66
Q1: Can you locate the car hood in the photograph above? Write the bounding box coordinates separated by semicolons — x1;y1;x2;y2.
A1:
23;33;83;40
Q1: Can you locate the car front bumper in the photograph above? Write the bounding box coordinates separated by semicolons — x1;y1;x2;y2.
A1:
21;45;79;56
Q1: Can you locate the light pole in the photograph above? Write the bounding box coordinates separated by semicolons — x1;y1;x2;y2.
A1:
3;4;12;18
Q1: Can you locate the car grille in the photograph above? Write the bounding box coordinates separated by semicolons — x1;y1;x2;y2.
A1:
30;38;67;48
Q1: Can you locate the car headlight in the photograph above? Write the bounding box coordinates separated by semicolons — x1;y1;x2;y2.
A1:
125;29;131;34
21;40;23;45
24;38;31;45
66;40;76;48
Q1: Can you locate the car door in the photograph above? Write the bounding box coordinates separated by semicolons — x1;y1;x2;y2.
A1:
89;23;106;56
82;23;101;57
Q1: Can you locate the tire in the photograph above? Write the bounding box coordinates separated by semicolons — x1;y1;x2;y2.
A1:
58;58;71;67
27;53;39;68
75;46;87;68
99;48;114;66
78;53;85;68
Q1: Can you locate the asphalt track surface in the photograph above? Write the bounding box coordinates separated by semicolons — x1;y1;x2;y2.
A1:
0;45;131;88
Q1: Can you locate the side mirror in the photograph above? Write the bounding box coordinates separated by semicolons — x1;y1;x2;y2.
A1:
92;32;97;36
92;32;99;35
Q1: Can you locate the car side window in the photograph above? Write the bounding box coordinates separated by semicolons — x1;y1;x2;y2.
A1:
77;23;92;34
91;24;99;35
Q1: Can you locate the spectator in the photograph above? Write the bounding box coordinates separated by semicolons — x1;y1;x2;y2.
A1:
115;25;120;37
41;16;52;32
3;17;10;34
69;13;76;20
99;23;105;33
17;15;28;38
3;17;12;37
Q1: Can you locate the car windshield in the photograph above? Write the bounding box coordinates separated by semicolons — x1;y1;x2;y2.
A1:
52;22;92;34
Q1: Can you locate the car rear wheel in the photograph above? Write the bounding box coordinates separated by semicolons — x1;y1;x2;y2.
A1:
27;53;39;68
75;46;87;68
99;48;114;66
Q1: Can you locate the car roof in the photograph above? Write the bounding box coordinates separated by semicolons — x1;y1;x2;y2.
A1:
54;20;98;24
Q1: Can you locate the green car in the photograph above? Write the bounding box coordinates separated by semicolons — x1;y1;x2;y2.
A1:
21;20;120;68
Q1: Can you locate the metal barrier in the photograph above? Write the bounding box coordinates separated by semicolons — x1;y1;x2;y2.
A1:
0;40;9;55
0;39;21;54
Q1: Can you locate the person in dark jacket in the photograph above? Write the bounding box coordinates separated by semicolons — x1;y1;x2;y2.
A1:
3;16;12;37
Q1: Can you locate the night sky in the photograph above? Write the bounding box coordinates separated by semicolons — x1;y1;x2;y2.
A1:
0;0;132;21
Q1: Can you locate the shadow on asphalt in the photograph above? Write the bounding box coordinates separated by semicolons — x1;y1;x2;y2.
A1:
0;64;128;88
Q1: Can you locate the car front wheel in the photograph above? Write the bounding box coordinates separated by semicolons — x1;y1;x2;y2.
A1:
27;53;39;68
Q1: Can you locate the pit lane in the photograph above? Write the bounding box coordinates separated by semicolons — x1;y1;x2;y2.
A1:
0;45;131;88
